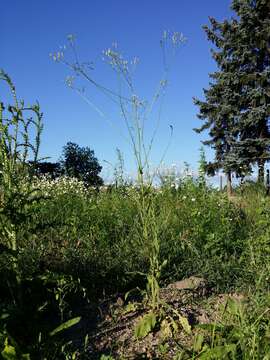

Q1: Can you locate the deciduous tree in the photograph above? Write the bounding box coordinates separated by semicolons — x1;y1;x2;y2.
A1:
61;142;103;186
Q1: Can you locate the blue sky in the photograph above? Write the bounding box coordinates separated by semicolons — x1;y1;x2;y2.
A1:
2;0;233;180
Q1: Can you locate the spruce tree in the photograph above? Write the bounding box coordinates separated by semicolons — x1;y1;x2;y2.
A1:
194;0;270;191
230;0;270;181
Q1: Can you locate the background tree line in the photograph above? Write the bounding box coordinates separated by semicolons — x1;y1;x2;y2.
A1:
30;141;103;186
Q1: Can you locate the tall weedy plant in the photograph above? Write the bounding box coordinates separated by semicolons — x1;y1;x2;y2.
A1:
51;32;185;311
0;70;43;291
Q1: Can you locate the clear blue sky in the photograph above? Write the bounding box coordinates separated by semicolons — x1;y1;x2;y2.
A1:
2;0;233;179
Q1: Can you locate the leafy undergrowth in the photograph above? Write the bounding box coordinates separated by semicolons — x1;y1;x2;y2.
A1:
0;180;270;359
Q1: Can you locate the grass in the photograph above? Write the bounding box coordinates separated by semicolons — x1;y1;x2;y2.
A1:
1;175;270;359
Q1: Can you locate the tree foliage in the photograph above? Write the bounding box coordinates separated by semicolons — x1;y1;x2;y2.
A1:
60;142;103;186
30;161;62;179
194;0;270;187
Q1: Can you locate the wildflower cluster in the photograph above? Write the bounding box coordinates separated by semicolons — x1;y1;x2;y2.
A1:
156;163;194;188
161;30;186;47
31;176;88;198
102;41;139;79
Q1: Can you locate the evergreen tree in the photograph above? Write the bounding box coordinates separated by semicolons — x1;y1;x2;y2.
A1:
230;0;270;181
194;0;270;191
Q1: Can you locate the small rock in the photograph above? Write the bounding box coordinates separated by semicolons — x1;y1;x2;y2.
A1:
167;276;206;290
116;296;124;306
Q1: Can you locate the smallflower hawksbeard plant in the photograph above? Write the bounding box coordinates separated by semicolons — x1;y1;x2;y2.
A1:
51;31;186;321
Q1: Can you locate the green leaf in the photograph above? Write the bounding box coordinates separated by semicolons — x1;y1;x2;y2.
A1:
226;298;241;316
49;316;81;337
21;355;30;360
160;259;168;269
1;338;30;360
134;312;157;339
123;302;138;314
193;334;204;352
100;355;115;360
178;315;191;334
1;340;17;360
0;313;9;320
199;344;236;359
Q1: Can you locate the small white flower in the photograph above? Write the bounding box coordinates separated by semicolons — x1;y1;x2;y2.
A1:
191;198;196;202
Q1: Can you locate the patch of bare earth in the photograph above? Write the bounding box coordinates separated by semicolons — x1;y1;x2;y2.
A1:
86;277;246;359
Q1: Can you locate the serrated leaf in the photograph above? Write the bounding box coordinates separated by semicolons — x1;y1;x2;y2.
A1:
178;315;191;334
134;312;157;339
1;338;30;360
160;319;172;339
1;341;17;360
